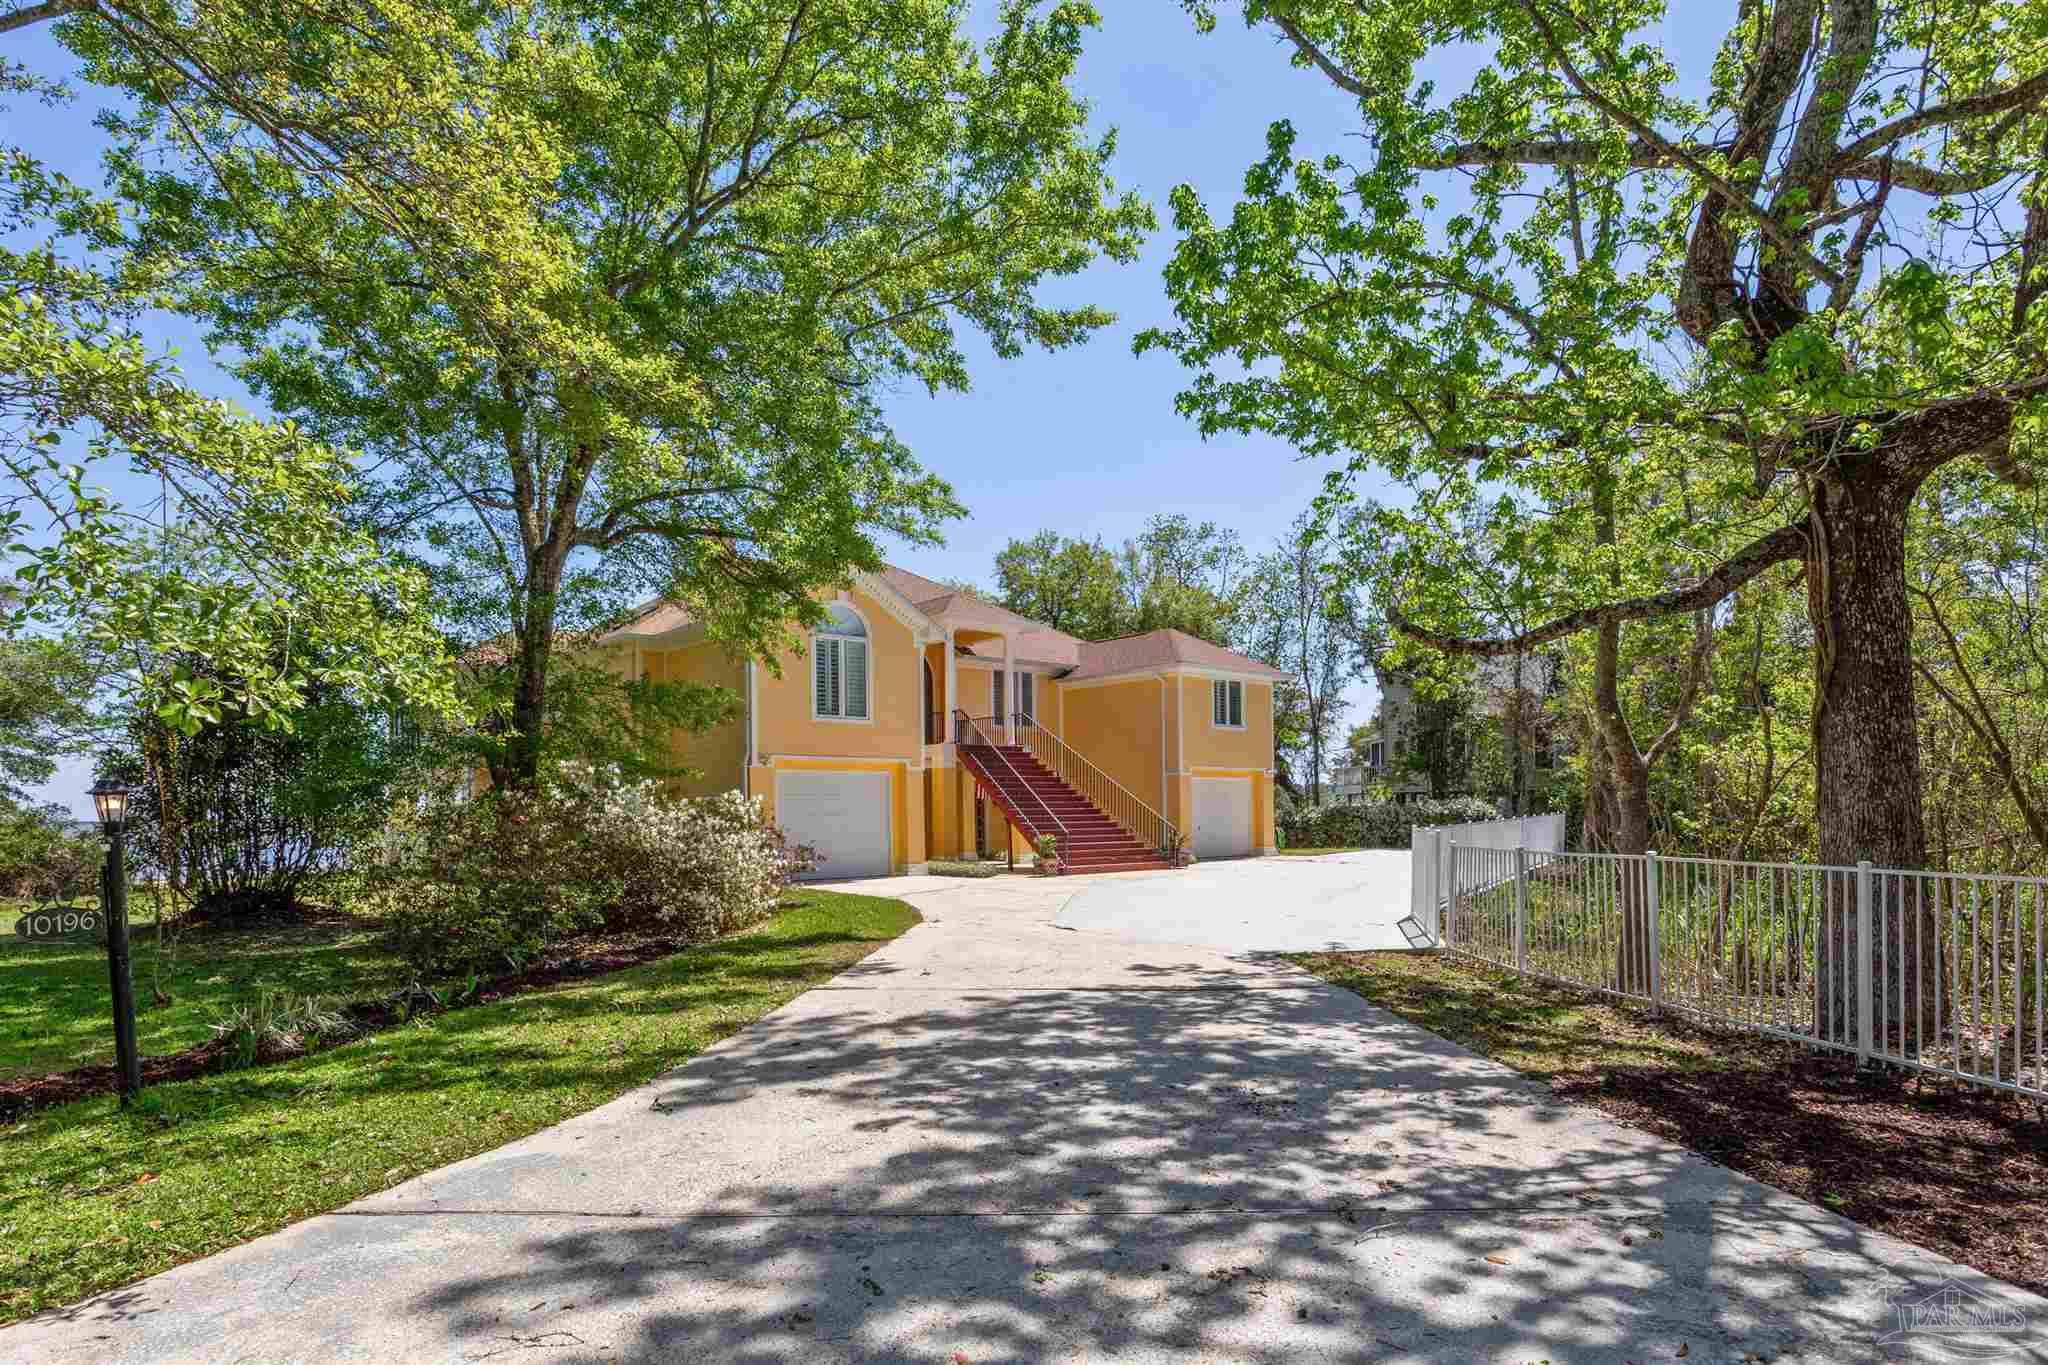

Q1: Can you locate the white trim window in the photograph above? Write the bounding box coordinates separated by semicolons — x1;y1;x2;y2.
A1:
1016;671;1035;724
812;603;870;721
1211;679;1245;729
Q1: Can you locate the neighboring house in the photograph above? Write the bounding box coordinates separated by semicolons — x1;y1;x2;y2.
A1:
1357;672;1432;803
1359;656;1559;805
592;564;1286;879
1326;761;1370;804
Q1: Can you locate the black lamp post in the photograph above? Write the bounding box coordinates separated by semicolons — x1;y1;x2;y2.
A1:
91;778;142;1104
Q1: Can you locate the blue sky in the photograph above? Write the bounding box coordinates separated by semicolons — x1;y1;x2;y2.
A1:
11;3;1719;812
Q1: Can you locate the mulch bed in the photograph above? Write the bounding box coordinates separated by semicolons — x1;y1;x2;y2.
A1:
1307;951;2048;1298
1557;1045;2048;1297
0;931;701;1122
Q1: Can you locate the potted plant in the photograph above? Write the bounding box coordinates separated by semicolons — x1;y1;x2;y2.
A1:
1033;832;1060;875
1167;832;1196;869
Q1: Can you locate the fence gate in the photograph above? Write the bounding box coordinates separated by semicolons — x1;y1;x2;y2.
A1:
1410;813;1566;942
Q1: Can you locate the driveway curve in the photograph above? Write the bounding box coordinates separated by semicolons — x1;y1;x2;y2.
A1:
6;867;2043;1363
1056;849;1432;952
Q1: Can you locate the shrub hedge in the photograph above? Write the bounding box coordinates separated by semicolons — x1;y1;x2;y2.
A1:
1278;797;1501;850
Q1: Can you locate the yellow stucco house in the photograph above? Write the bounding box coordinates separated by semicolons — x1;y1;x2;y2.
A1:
597;565;1285;879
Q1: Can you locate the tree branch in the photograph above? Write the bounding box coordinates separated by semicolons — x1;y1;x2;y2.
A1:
0;0;88;34
1519;1;1846;293
1391;520;1808;656
1832;66;2048;171
1269;9;1380;101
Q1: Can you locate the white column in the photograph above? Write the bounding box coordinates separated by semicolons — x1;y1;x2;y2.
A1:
944;629;957;747
1003;632;1015;743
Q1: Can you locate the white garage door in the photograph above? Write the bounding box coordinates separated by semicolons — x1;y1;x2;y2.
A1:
1192;777;1254;861
776;770;891;881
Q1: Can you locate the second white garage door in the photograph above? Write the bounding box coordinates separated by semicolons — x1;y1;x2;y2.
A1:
775;770;892;881
1191;777;1253;861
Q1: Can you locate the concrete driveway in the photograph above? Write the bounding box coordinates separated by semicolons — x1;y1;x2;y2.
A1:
8;869;2044;1363
1056;849;1432;952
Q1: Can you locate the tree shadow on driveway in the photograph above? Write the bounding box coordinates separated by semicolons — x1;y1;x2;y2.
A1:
389;970;2035;1362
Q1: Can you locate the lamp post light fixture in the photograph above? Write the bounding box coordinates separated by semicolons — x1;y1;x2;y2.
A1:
89;778;142;1103
91;777;131;834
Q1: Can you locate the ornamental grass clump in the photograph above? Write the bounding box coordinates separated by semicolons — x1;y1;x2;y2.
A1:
210;991;358;1070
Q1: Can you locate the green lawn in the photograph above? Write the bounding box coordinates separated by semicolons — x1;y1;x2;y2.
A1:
1276;846;1373;856
1;903;404;1079
0;889;917;1324
1290;948;1764;1078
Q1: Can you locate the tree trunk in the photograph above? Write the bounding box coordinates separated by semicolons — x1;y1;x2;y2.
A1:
1509;650;1527;815
1587;616;1657;992
1808;472;1937;1056
503;566;564;791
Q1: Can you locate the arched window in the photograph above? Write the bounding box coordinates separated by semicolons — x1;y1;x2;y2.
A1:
812;603;870;720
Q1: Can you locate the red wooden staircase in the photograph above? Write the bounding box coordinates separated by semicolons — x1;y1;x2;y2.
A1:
955;715;1177;875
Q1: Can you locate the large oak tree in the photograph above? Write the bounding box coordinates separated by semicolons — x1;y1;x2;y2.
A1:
93;0;1150;786
1146;0;2047;1037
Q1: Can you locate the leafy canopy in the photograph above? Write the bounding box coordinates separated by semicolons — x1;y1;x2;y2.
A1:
3;3;473;734
1145;0;2048;647
107;0;1152;661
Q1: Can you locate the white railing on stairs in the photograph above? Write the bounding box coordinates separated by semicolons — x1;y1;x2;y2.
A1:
1005;712;1180;858
954;712;1069;844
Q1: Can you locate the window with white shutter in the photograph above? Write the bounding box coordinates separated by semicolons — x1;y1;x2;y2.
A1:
844;639;867;718
812;603;870;720
814;641;838;715
1211;679;1244;729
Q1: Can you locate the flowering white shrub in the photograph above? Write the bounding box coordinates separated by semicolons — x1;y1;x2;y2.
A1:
370;765;816;978
548;763;816;936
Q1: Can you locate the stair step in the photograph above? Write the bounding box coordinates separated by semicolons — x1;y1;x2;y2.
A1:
959;746;1181;874
1061;859;1173;874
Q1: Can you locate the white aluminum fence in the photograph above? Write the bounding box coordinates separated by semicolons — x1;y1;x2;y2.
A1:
1410;813;1566;939
1440;846;2048;1100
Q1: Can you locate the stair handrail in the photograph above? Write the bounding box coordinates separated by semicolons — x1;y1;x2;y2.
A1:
953;710;1070;846
1009;711;1180;857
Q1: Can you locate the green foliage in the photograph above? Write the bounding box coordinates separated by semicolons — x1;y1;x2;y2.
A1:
989;513;1252;645
1117;514;1253;642
108;657;436;921
0;801;99;902
462;649;740;785
992;532;1130;639
89;0;1152;787
1147;1;2048;866
1906;463;2048;873
207;991;359;1071
371;790;607;980
1238;515;1372;798
0;633;101;801
1;48;459;732
0;902;403;1080
1278;796;1497;851
369;767;811;979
